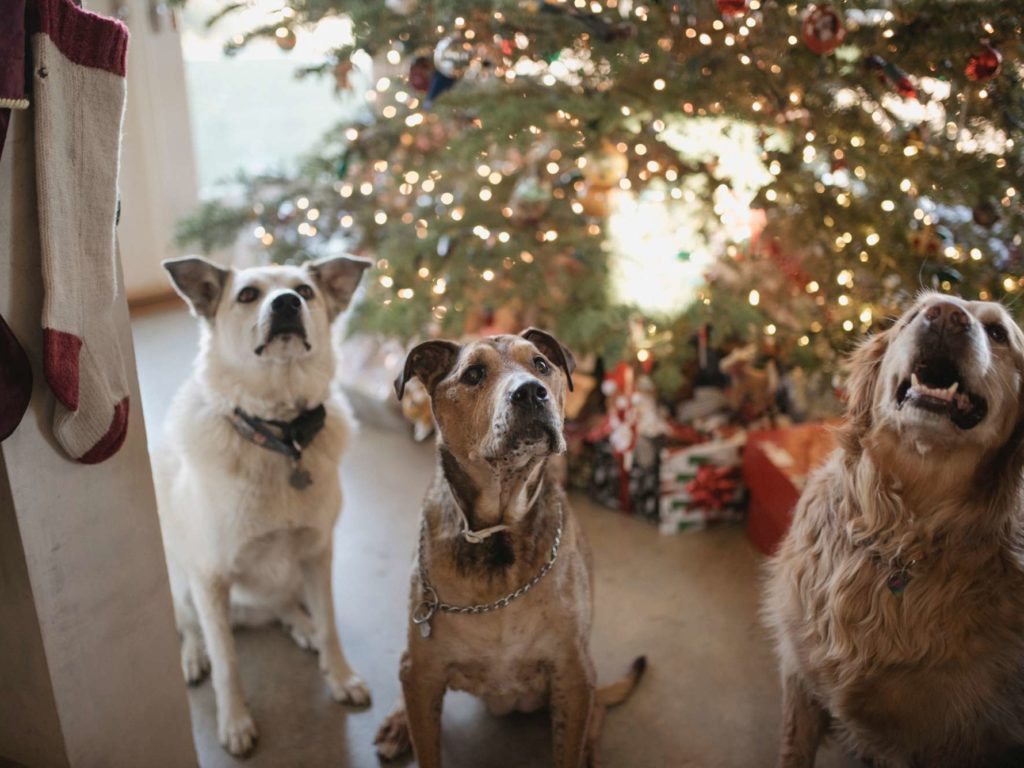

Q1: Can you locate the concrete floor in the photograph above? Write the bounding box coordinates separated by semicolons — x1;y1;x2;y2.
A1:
131;307;860;768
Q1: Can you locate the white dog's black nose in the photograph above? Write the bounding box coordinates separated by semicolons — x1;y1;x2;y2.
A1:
511;380;549;409
271;292;302;318
924;302;970;336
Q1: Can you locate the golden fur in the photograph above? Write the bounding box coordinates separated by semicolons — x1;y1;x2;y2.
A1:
765;293;1024;767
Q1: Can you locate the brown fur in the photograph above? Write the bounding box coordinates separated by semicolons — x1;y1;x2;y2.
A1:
376;330;643;767
765;293;1024;768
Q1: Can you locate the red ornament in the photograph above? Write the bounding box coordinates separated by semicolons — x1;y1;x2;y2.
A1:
409;55;434;93
801;5;846;55
716;0;748;17
965;44;1002;82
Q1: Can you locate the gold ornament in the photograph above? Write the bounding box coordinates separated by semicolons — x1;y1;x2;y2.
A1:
582;141;628;189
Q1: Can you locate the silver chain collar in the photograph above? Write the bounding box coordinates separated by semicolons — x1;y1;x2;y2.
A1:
411;499;563;639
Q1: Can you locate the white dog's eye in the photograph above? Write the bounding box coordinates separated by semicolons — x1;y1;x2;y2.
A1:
534;356;550;374
986;323;1009;344
295;284;315;300
236;286;260;304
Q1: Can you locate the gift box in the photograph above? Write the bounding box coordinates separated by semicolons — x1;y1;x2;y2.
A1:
743;422;837;554
658;431;747;534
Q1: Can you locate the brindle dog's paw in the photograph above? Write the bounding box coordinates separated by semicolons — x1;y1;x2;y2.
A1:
219;709;258;757
327;672;372;706
181;634;210;685
374;708;412;761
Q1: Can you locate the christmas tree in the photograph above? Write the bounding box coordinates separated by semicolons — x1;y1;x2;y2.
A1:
177;0;1023;403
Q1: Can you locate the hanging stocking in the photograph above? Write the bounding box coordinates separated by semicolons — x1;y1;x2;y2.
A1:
0;314;32;442
30;0;131;463
0;0;29;161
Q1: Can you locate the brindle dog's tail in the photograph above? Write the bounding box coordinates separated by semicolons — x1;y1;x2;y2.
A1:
596;656;647;707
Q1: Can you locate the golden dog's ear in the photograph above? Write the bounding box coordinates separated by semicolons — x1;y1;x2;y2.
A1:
394;340;461;401
521;328;576;392
843;328;891;437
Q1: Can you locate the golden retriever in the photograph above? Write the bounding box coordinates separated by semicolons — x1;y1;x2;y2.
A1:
764;292;1024;767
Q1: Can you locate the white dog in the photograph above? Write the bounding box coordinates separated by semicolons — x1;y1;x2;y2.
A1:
154;254;371;756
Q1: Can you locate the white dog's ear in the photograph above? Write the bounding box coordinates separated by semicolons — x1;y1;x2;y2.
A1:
306;255;371;319
395;340;461;401
521;327;576;392
163;257;230;319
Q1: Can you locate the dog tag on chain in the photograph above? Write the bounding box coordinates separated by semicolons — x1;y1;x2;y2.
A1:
290;462;313;491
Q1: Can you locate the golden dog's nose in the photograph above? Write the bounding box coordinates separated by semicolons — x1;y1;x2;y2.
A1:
924;302;970;335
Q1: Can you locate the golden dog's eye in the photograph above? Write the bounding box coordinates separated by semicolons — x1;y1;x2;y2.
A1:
534;356;550;374
295;284;315;300
236;286;260;304
461;365;485;386
986;323;1008;344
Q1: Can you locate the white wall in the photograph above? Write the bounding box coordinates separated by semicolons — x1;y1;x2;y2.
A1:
102;0;200;300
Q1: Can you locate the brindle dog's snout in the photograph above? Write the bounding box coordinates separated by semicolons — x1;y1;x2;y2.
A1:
511;380;549;411
923;301;971;338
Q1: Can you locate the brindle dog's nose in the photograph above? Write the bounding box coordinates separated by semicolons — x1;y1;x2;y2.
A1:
924;302;971;336
271;292;302;318
511;380;549;409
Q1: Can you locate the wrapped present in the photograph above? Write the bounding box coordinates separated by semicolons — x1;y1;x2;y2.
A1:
743;422;837;554
659;429;746;488
658;430;748;534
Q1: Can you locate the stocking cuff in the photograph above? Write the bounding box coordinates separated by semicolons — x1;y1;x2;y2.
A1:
30;0;128;78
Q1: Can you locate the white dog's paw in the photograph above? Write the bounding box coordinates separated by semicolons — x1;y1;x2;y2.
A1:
181;634;210;685
282;612;317;653
374;707;412;761
218;708;258;757
326;672;372;706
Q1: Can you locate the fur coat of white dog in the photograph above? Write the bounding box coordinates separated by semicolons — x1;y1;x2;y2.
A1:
154;254;370;756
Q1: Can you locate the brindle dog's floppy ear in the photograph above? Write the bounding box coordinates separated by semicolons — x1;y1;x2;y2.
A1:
307;255;372;319
521;327;576;392
163;256;230;319
394;340;461;401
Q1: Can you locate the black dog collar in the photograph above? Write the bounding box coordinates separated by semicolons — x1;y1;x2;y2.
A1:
227;404;326;490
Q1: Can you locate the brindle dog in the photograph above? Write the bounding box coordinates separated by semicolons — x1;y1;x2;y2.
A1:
375;329;645;768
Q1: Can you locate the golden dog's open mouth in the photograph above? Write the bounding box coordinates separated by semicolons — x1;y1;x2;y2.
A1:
895;357;988;430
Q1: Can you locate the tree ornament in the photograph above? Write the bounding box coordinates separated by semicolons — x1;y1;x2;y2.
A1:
434;34;474;79
972;200;998;228
965;44;1002;82
385;0;417;15
716;0;748;17
582;141;628;189
274;26;296;52
409;55;434;92
509;175;552;224
333;60;353;92
578;182;612;218
865;54;916;100
801;5;846;56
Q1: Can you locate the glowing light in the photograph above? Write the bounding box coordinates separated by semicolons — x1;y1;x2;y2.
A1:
379;275;393;288
749;289;760;306
637;349;651;362
481;269;495;281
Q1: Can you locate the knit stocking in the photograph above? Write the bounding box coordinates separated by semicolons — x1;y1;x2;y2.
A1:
31;0;130;463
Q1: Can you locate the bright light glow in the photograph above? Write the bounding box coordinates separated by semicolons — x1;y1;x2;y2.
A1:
749;289;760;306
